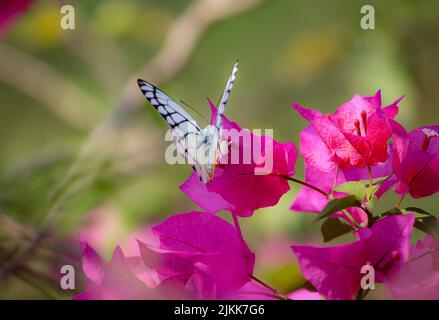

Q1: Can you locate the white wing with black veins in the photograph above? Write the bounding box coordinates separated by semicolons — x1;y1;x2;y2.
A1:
137;79;205;177
215;61;239;130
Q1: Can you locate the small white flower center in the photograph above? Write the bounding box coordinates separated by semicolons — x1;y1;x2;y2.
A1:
422;128;438;138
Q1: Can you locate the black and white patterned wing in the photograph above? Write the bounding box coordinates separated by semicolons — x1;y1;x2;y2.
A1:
137;79;202;135
215;61;239;129
137;79;205;171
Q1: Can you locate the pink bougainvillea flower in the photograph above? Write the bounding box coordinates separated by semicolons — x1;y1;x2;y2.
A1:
287;288;321;300
225;281;277;300
139;211;255;299
76;212;255;300
391;123;439;198
227;282;321;300
0;0;35;36
181;100;297;217
76;242;191;300
291;214;414;300
291;125;394;225
75;243;159;300
292;90;402;169
388;226;439;300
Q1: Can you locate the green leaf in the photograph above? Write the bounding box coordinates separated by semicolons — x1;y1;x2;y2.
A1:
365;195;377;212
372;207;403;223
364;176;391;200
367;176;390;186
321;217;354;242
365;184;380;201
333;181;367;200
317;195;362;221
333;176;391;202
414;216;439;239
384;207;404;215
403;207;434;216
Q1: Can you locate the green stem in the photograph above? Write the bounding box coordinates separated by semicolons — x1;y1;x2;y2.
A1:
367;165;373;187
280;175;331;200
232;213;244;241
282;174;363;228
395;195;405;208
331;164;340;197
250;275;291;300
362;206;374;228
341;209;360;229
355;288;370;300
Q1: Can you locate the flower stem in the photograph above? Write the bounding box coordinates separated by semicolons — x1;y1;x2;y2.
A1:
362;206;374;228
367;165;373;187
395;195;405;208
341;209;360;229
232;213;244;241
279;175;331;199
250;275;291;300
281;174;363;227
355;288;370;300
331;164;340;197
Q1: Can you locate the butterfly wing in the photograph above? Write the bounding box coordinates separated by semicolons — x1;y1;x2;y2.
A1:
215;60;239;130
137;79;202;134
203;61;239;181
138;62;239;184
137;79;206;176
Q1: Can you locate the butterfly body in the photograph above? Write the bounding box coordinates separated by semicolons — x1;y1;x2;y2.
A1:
200;124;229;182
137;61;238;183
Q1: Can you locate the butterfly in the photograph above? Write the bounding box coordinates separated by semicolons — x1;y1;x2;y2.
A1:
137;61;239;183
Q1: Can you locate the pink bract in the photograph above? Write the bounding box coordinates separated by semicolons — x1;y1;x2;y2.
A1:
144;211;255;299
391;123;439;198
292;90;401;169
76;212;255;299
75;244;158;300
181;100;297;217
388;225;439;300
291;125;393;225
291;214;414;300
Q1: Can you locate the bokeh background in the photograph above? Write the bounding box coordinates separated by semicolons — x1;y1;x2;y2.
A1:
0;0;438;299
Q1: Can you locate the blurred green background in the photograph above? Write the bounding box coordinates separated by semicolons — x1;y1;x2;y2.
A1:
0;0;438;299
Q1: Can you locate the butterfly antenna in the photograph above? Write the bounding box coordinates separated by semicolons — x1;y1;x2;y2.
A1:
180;99;210;125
